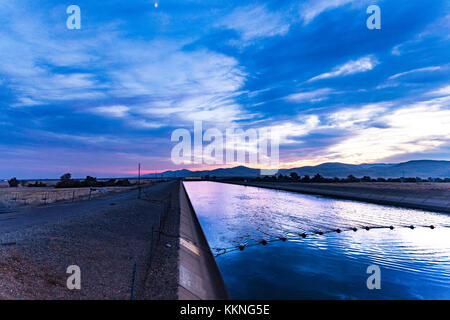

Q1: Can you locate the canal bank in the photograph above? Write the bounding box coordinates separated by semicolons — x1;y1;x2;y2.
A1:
220;181;450;214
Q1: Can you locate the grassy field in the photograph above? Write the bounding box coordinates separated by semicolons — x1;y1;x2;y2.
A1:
0;179;160;209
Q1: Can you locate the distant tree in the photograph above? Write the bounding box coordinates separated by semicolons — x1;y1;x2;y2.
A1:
290;172;299;180
347;175;360;183
60;173;72;181
312;173;324;183
84;176;97;187
362;176;372;182
204;175;210;180
376;177;386;182
212;176;217;180
20;180;28;187
8;178;19;188
301;175;311;183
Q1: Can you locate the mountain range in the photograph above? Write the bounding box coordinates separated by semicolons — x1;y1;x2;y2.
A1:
145;160;450;179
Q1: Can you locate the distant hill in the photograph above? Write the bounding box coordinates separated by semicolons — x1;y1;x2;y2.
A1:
145;160;450;179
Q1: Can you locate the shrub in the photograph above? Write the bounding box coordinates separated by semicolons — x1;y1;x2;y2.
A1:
28;181;47;187
115;179;131;186
8;178;20;187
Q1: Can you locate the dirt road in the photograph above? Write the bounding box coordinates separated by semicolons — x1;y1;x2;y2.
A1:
0;181;180;300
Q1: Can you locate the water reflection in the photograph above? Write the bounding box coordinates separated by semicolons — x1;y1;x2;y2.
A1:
184;181;450;299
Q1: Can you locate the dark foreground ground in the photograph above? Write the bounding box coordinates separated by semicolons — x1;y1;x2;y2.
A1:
0;181;180;299
222;181;450;213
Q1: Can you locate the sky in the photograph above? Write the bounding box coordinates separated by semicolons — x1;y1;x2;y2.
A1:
0;0;449;178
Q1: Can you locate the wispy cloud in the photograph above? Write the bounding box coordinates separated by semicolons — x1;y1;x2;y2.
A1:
91;106;130;118
308;55;379;82
282;90;450;167
285;88;336;103
388;66;441;80
300;0;367;24
326;96;450;164
217;5;290;41
0;3;248;127
427;84;450;96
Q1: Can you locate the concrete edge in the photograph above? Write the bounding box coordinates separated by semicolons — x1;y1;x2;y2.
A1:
177;181;230;300
220;181;450;214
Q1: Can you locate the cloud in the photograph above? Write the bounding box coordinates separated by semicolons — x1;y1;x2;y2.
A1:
388;66;441;80
91;106;130;118
326;97;450;163
300;0;364;24
0;3;248;127
427;84;450;96
391;45;402;56
128;119;164;129
13;97;44;107
326;103;391;129
285;88;336;103
282;90;450;167
217;5;290;41
309;55;379;82
108;44;248;123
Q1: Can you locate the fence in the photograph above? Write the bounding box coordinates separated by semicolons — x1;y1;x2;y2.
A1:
0;186;136;211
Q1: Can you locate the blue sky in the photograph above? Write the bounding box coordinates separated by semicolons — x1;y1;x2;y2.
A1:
0;0;449;178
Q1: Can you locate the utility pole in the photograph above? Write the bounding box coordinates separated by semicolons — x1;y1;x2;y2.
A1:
138;163;141;185
138;163;141;199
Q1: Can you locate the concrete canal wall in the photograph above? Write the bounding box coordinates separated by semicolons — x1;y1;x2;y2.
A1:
177;182;229;300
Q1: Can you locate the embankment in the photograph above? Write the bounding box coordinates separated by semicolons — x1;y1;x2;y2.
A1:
221;181;450;214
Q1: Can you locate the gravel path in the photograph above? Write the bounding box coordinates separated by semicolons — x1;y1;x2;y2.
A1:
0;181;180;300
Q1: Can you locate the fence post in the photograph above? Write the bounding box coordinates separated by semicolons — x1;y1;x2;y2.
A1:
130;262;137;300
149;226;154;268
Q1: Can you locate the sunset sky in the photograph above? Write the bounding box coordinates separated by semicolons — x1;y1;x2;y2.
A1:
0;0;449;178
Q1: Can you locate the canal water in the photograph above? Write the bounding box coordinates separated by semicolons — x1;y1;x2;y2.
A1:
184;181;450;299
